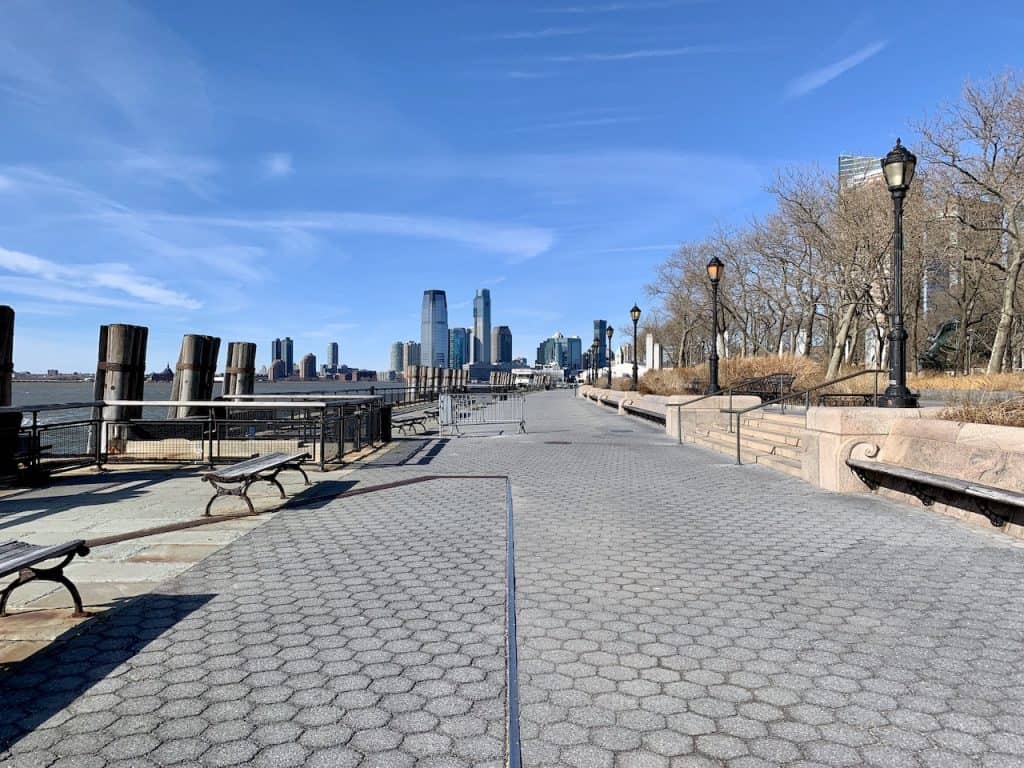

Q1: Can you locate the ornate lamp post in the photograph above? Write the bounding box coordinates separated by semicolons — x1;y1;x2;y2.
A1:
630;304;641;391
880;139;919;408
706;256;724;394
590;340;599;384
606;325;614;388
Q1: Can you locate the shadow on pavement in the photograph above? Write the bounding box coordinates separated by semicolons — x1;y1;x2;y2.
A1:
0;468;194;532
359;438;451;468
0;591;214;752
282;480;359;509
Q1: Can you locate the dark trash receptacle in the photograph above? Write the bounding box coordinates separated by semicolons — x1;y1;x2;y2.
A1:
379;405;393;443
0;411;20;475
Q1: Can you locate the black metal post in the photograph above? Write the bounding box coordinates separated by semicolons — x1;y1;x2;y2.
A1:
607;352;613;388
880;189;918;407
707;280;720;394
631;319;639;391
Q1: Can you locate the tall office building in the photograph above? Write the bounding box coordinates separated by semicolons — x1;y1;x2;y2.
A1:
402;340;421;370
283;337;294;377
449;328;470;368
492;326;512;365
838;154;883;188
326;342;339;374
390;341;405;372
473;289;491;364
421;290;449;367
593;320;608;367
271;337;295;377
299;353;317;380
536;332;583;371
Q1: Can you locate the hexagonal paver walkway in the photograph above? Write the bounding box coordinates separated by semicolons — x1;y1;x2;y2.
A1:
3;390;1024;767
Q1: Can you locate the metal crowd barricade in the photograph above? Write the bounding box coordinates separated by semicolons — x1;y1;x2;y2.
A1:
438;392;526;436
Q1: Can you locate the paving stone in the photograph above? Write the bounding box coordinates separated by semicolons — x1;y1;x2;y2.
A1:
4;392;1024;767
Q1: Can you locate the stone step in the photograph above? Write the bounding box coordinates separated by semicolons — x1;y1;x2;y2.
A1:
735;420;804;445
699;426;803;461
755;452;804;478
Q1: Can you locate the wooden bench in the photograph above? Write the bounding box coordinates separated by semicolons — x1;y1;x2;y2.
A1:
846;457;1024;528
392;413;429;435
1;539;91;617
201;451;311;516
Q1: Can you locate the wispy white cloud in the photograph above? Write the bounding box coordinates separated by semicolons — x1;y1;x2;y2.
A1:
539;45;730;62
115;147;220;197
133;211;555;263
262;152;294;179
535;0;704;13
502;70;557;80
481;276;507;286
513;115;647;131
483;26;594;40
786;40;887;98
0;245;201;309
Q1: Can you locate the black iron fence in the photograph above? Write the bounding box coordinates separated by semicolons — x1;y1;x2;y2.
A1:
1;396;386;482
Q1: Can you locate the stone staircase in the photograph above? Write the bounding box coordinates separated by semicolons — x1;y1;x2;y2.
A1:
687;410;806;478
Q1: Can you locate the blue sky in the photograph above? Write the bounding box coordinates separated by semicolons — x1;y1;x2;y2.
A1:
1;0;1022;372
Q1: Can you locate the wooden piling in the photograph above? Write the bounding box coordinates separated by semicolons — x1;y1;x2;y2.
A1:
94;324;148;422
0;305;13;408
223;341;256;397
169;334;221;417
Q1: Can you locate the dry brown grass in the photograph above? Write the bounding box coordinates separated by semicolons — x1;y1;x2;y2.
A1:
941;395;1024;427
639;355;830;395
910;371;1024;392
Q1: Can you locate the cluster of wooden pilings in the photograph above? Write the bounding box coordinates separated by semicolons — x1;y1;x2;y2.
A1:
489;370;514;388
404;365;468;398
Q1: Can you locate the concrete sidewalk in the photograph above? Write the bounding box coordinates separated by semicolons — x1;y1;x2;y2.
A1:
2;390;1024;766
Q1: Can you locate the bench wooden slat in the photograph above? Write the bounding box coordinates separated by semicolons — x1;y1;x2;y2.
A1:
0;539;87;579
846;458;1024;524
203;451;309;482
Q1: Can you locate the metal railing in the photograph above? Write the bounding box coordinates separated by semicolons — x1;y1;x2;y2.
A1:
438;392;527;436
667;372;797;444
1;396;387;482
722;369;885;465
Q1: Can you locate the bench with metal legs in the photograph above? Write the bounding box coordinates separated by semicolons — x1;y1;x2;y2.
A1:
0;540;91;617
201;451;311;516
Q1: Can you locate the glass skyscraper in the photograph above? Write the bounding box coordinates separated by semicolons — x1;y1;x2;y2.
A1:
449;328;470;368
421;290;449;367
473;289;491;364
492;326;512;364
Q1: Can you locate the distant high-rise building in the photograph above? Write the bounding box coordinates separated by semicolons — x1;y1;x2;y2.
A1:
449;328;470;368
390;341;404;372
269;359;287;382
593;320;608;367
473;289;491;364
326;342;339;373
299;353;317;380
402;340;421;370
492;326;512;365
421;290;449;367
838;154;883;188
536;332;583;372
567;336;582;371
283;337;294;377
271;337;294;378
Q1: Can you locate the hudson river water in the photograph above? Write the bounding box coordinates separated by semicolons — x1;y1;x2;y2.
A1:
10;380;408;423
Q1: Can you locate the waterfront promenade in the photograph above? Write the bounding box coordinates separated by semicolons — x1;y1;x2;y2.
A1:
3;390;1024;767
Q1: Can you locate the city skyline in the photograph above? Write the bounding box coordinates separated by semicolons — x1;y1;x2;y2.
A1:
2;2;1020;371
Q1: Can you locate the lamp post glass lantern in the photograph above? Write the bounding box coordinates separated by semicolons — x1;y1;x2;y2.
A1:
879;139;918;408
630;304;641;391
606;325;614;387
706;257;724;394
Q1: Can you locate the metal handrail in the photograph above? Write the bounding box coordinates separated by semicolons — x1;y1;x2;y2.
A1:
721;369;886;465
667;371;797;444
